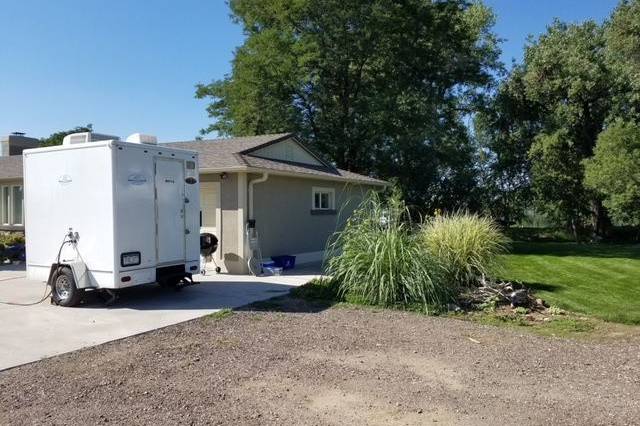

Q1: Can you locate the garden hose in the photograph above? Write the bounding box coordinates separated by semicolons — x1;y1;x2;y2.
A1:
0;235;71;306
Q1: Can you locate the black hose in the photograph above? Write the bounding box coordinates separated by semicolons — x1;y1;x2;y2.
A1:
0;236;71;306
0;281;52;306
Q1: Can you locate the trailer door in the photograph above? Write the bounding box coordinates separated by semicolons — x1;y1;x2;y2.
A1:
155;158;186;264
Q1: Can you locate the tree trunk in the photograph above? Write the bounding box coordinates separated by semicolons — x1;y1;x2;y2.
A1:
590;199;609;239
570;218;579;243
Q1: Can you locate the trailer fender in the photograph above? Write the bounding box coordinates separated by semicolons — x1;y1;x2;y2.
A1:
46;263;67;287
47;262;93;289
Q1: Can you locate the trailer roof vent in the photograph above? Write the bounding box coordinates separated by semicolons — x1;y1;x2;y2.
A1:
126;133;157;145
62;132;120;145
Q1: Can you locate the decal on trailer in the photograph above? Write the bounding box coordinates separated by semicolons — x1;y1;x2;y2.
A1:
58;175;73;185
127;174;148;185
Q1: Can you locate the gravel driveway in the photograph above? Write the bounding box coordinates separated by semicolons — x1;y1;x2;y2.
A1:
1;298;638;425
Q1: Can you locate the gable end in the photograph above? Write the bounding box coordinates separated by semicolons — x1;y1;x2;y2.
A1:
243;137;330;168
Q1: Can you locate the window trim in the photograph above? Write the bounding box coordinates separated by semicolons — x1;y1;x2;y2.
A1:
0;185;11;226
10;185;23;226
0;184;24;226
311;186;335;211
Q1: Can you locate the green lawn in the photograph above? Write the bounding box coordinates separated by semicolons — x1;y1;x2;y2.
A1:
499;242;640;324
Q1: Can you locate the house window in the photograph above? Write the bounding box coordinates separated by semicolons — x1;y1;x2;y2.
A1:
1;187;9;225
312;187;335;211
12;186;23;225
0;185;24;226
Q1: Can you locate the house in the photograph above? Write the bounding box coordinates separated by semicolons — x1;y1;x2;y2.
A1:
0;133;386;273
0;133;39;232
0;132;40;157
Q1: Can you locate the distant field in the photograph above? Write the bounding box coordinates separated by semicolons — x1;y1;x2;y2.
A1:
499;242;640;324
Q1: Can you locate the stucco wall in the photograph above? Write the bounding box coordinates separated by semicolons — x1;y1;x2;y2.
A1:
250;174;375;261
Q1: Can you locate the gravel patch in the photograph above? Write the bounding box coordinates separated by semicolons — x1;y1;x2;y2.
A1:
1;300;639;425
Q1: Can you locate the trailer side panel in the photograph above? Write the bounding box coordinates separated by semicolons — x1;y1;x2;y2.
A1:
24;144;115;286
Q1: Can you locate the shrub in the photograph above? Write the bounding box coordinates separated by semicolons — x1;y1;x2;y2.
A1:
421;212;508;288
0;232;25;246
325;191;450;312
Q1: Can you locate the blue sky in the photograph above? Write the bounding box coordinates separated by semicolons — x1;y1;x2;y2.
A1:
0;0;619;141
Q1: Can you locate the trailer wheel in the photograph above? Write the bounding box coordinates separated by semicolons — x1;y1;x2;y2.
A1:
51;267;82;307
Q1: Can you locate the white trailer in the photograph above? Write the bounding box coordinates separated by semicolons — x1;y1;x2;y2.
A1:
23;133;201;306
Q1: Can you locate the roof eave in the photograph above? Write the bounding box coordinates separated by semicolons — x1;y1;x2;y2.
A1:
201;166;386;186
2;168;388;186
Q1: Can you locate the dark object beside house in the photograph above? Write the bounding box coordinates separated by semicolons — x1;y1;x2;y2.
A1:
0;243;26;262
200;233;221;274
200;233;219;258
271;255;296;270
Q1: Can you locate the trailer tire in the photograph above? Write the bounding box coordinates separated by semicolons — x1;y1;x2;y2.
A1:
51;267;82;307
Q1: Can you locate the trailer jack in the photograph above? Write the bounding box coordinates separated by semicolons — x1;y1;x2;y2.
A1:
100;289;119;306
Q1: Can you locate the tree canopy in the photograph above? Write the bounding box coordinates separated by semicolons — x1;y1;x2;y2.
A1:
197;0;501;211
199;0;640;237
606;0;640;122
477;2;640;236
584;121;640;226
40;124;93;147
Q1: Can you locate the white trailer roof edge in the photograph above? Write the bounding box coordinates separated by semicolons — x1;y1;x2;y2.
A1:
23;141;199;157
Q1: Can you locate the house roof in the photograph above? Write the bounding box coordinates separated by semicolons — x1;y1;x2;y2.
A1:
240;154;384;185
0;133;386;186
167;133;386;185
0;156;23;181
165;133;293;171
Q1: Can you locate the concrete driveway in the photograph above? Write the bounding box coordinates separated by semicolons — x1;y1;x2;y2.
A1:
0;264;319;370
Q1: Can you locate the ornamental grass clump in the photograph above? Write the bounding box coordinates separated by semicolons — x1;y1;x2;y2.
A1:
421;212;508;288
325;192;450;311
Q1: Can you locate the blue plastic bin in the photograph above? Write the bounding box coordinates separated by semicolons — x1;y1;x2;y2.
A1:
271;255;296;270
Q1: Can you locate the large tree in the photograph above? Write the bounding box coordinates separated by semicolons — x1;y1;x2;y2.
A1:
474;68;542;225
479;0;640;237
605;0;640;122
197;0;500;211
479;20;613;237
523;21;613;236
584;121;640;226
